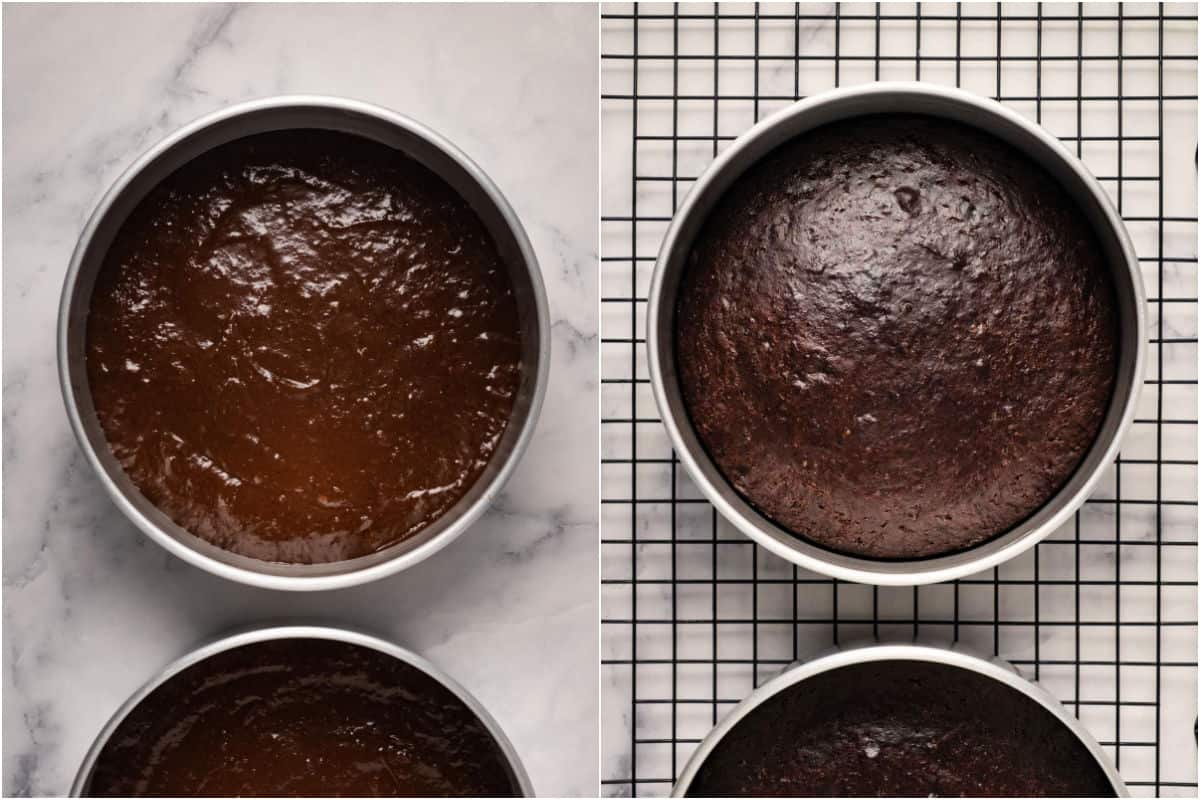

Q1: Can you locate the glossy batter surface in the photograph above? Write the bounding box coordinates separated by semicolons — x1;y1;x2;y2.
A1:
677;115;1119;559
686;660;1115;797
87;130;522;563
85;638;521;797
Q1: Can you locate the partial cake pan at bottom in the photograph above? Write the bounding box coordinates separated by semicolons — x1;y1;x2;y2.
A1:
671;642;1127;798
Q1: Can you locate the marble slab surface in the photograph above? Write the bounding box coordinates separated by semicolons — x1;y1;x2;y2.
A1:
3;4;598;796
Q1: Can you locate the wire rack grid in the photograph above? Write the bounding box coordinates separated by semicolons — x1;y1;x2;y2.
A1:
599;3;1198;797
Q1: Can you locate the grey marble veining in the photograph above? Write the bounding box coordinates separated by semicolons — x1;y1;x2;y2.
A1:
3;4;598;796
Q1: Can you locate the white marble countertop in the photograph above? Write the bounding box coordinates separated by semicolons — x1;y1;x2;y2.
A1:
2;4;598;796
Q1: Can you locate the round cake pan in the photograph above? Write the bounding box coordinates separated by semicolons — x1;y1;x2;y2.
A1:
70;624;534;797
647;82;1145;586
58;95;549;591
671;642;1128;797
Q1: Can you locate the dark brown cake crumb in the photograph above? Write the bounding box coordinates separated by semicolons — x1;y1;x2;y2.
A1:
676;114;1119;559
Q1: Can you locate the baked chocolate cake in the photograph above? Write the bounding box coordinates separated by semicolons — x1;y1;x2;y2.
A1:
676;114;1119;559
684;660;1116;797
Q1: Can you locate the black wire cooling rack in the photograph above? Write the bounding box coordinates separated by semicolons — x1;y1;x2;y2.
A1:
599;3;1198;797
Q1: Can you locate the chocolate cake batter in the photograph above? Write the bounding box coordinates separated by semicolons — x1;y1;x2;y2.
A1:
676;114;1119;559
87;130;522;563
84;638;522;797
685;660;1115;797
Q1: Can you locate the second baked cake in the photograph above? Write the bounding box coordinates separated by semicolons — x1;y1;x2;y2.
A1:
683;659;1115;797
676;114;1119;559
